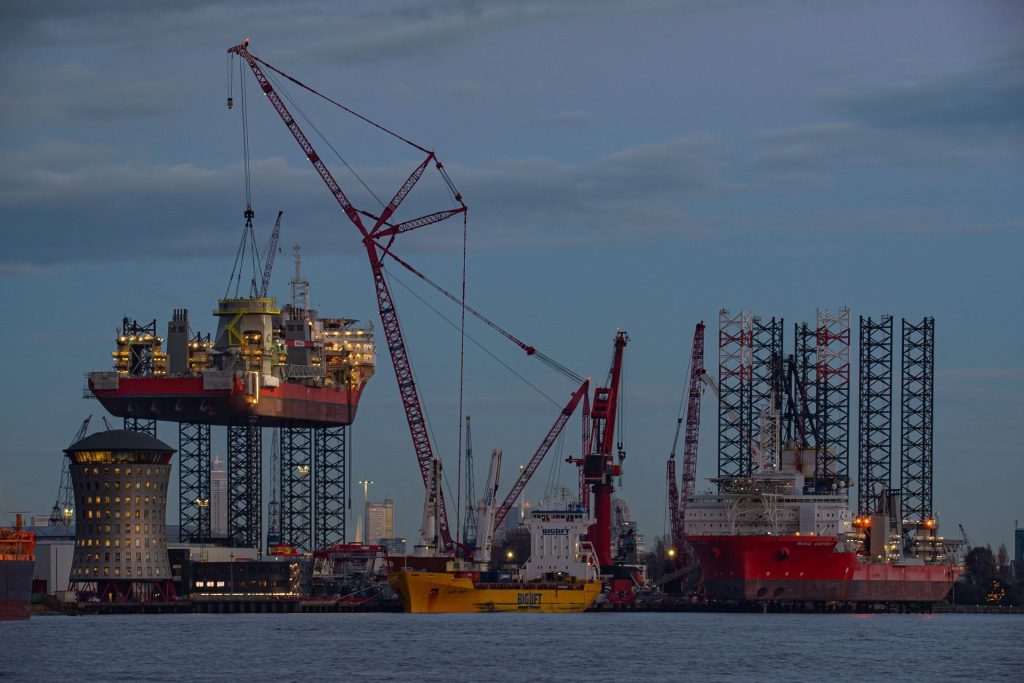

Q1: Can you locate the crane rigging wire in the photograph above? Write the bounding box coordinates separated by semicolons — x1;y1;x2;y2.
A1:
264;69;387;209
455;211;467;542
251;53;431;155
225;61;263;299
385;265;560;409
376;242;584;384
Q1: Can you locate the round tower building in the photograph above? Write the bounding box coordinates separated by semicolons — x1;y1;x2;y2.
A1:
66;429;175;602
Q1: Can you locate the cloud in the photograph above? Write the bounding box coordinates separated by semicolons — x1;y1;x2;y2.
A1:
0;135;724;270
0;0;661;61
0;64;177;123
744;50;1024;178
823;50;1024;132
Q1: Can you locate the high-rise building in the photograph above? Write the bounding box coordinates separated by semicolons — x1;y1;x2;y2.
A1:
365;498;393;544
380;537;407;556
1015;524;1023;562
210;457;228;540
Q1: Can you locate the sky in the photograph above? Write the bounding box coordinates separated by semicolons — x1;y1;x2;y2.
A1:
1;0;1022;552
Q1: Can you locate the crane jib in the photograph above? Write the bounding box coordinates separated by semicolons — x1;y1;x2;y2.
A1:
230;40;464;550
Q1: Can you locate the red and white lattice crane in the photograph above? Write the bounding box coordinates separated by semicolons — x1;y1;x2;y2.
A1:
667;322;705;561
229;39;467;550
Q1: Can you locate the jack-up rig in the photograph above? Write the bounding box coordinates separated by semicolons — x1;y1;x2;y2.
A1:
664;309;956;605
85;40;636;576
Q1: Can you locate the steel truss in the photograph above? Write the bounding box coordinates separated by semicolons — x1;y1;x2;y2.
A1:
314;426;346;549
178;422;211;543
900;317;935;527
227;416;262;548
123;417;157;436
794;321;819;461
814;308;851;489
751;316;784;469
857;316;893;514
280;426;314;551
718;310;753;478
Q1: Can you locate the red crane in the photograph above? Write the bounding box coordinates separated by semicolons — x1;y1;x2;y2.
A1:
492;379;590;533
668;322;705;560
229;40;466;550
584;331;628;569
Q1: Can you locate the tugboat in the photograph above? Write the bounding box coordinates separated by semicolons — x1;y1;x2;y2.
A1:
1;514;36;621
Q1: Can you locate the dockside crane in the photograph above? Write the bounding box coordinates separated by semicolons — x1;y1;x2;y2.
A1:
492;380;590;534
259;211;284;297
667;322;705;562
230;39;466;550
230;40;580;553
583;331;628;570
49;416;91;527
462;416;477;549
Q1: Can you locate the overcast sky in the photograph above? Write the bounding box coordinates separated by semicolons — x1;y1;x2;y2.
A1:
1;0;1021;551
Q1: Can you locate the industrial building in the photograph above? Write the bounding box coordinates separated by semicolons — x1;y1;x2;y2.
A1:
66;430;176;602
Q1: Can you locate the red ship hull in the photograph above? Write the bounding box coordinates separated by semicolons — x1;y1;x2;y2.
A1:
91;376;362;428
690;535;959;603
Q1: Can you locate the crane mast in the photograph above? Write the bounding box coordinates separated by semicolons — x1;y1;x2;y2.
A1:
259;211;283;297
491;380;590;534
462;416;477;549
229;40;467;551
584;331;628;569
49;416;91;527
668;322;705;558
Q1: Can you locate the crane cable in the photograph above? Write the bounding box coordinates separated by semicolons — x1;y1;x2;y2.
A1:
251;52;464;205
252;54;430;154
376;242;584;384
385;265;560;408
455;211;467;543
265;68;387;209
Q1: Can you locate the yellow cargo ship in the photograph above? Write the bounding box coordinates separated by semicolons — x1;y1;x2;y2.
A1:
389;567;601;613
390;499;603;614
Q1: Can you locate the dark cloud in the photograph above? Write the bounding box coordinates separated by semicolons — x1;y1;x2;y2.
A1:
823;50;1024;132
0;64;175;123
0;135;723;270
0;0;656;60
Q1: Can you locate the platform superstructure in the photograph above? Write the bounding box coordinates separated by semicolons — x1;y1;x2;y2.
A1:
89;298;375;428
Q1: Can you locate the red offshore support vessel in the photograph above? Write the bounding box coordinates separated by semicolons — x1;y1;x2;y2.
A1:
686;451;960;605
1;515;36;621
88;291;375;428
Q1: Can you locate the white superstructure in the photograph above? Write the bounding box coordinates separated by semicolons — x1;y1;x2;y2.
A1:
523;507;599;582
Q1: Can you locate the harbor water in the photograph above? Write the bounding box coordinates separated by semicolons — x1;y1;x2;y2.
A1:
2;612;1021;681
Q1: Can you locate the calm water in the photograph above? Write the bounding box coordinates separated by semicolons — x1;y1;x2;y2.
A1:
1;612;1021;681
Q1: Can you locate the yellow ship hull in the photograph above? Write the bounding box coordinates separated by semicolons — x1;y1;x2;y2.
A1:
388;571;602;614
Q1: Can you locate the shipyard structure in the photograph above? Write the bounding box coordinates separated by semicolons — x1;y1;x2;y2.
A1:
86;262;375;554
667;309;958;606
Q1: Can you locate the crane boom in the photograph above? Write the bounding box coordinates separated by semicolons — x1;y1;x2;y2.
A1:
670;323;704;556
50;416;91;527
462;416;477;548
584;331;629;568
492;380;590;533
259;211;283;297
229;40;467;551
